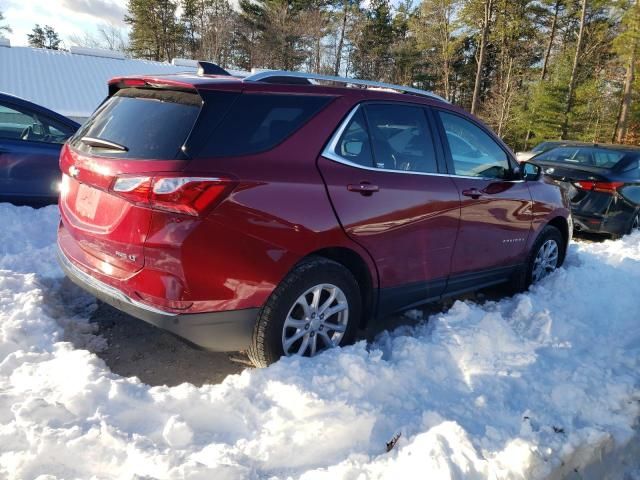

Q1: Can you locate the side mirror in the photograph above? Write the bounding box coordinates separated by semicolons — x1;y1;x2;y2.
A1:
522;162;541;181
343;141;363;156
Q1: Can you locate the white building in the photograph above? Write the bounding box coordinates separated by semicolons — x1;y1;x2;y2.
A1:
0;39;200;123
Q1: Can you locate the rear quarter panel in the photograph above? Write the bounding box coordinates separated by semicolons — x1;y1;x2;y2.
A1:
155;95;380;312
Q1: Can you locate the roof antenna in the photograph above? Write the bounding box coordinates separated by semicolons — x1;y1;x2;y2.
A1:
197;61;231;76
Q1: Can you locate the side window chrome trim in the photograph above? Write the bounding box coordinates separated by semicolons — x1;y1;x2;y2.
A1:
322;104;521;181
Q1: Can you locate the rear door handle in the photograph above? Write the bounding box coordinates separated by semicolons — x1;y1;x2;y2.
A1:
347;183;379;196
462;188;482;199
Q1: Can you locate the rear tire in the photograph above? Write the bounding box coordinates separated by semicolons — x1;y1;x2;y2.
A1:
247;257;361;368
511;225;564;293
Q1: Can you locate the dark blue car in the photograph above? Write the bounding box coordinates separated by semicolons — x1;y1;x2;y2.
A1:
0;92;80;206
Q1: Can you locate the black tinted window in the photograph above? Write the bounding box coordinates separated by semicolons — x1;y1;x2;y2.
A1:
439;111;509;179
535;147;626;169
198;94;333;157
71;88;201;159
334;109;373;167
364;104;437;173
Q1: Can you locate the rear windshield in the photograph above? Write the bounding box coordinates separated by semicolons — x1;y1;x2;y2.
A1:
534;147;627;169
70;88;202;159
194;93;334;157
531;142;554;153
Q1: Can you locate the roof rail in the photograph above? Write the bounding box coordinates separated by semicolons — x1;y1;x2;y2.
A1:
243;70;448;102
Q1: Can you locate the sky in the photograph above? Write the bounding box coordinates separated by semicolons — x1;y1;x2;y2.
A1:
0;0;129;47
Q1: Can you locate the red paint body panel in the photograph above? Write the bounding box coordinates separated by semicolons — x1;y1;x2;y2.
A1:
449;178;533;274
318;156;460;288
57;73;570;335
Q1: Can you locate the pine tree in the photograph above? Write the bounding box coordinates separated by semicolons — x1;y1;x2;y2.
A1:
410;0;461;100
27;25;61;49
0;11;11;35
181;0;200;58
351;0;394;80
125;0;182;61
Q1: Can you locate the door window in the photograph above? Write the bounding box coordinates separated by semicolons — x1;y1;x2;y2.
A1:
439;111;510;179
334;109;374;167
364;104;437;173
0;102;72;144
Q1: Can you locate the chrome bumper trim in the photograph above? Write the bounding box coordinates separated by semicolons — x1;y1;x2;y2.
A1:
56;242;176;317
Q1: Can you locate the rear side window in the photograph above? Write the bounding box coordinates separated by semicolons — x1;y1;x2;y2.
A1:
197;94;333;157
70;88;202;159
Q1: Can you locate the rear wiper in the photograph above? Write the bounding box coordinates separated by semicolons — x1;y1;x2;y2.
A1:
80;136;129;152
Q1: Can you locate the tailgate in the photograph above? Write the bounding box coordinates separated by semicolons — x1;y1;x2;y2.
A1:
59;146;185;278
58;84;203;279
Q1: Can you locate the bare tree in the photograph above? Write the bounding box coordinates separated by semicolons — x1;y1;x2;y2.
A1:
615;0;639;143
69;24;128;52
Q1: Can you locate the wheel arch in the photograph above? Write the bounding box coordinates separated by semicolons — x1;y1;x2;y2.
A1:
305;246;376;329
546;215;570;263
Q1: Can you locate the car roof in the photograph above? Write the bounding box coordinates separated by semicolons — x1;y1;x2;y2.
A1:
107;71;449;107
548;143;640;153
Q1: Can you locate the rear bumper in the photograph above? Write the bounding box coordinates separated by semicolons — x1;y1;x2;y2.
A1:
57;243;257;352
572;212;630;236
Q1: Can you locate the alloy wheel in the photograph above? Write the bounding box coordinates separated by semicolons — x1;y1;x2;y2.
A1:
532;239;559;283
281;283;349;357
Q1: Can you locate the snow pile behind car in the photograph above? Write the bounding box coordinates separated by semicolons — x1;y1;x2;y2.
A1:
0;203;638;479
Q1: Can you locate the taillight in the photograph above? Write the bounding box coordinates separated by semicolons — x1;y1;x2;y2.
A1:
574;181;624;194
110;175;232;216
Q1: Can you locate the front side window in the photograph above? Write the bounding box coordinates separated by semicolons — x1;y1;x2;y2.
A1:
364;104;437;173
439;111;510;179
0;102;73;144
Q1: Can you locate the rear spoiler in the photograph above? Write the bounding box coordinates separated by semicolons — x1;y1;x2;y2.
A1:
107;77;199;97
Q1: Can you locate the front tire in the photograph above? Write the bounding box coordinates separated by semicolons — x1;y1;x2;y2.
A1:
512;225;564;292
247;257;361;368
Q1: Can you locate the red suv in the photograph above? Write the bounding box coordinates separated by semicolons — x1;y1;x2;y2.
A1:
57;67;571;367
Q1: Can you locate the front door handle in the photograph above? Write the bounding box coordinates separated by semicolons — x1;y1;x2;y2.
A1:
462;188;482;199
347;182;379;196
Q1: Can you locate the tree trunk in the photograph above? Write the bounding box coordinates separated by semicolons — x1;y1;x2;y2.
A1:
560;0;587;140
440;1;452;100
334;0;349;76
541;0;560;81
497;58;513;136
471;0;493;115
616;11;638;144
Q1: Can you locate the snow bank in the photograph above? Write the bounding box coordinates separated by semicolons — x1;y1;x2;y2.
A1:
0;204;638;479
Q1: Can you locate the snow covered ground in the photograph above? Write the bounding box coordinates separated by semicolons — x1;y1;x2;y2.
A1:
0;203;638;479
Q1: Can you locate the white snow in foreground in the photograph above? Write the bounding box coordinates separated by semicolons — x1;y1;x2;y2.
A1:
0;203;638;479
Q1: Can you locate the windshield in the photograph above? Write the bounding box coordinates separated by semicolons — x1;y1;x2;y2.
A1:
534;147;627;169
